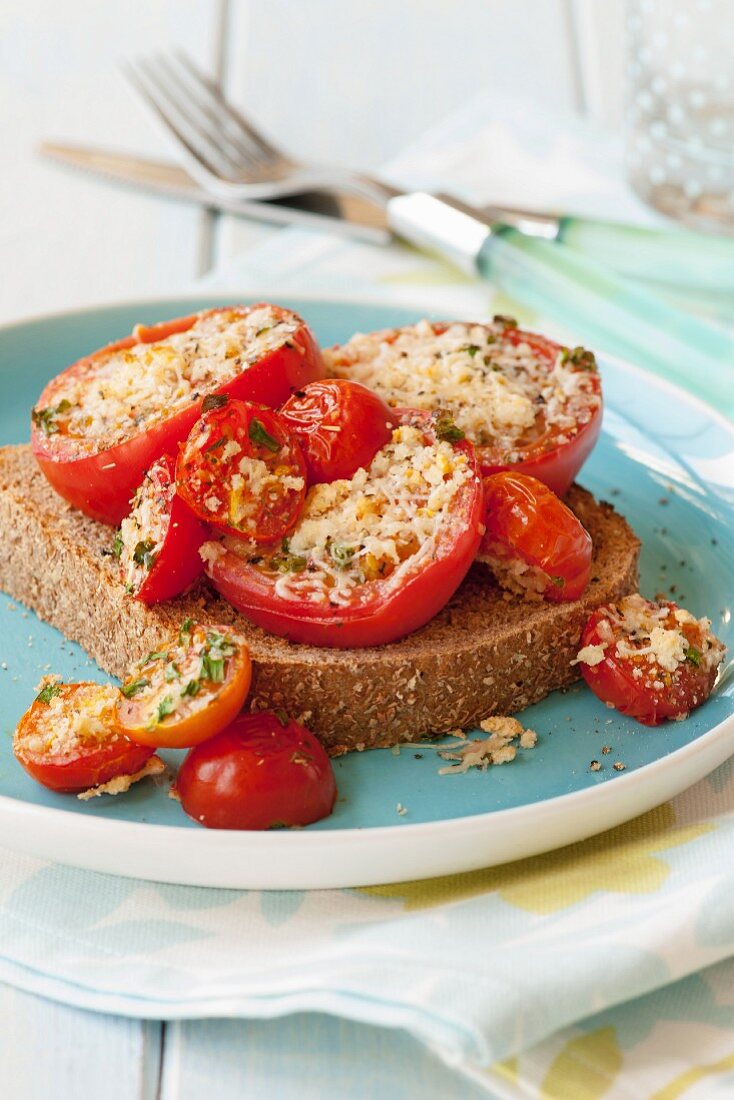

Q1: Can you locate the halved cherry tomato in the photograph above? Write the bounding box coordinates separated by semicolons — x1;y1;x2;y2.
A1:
116;453;209;604
279;378;395;484
176;398;307;543
203;409;485;648
117;621;252;749
577;595;726;726
176;711;337;829
479;472;592;602
326;317;602;495
13;682;155;792
31;304;324;525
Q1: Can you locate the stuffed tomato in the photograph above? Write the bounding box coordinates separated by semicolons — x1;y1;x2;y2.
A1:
31;303;324;525
325;316;602;495
201;410;485;648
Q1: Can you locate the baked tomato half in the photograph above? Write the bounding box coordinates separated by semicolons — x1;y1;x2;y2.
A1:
479;472;592;602
117;620;252;749
201;409;484;648
176;398;307;543
31;303;323;525
116;453;208;604
576;594;726;726
325;316;602;495
176;711;336;829
279;378;394;484
13;681;156;793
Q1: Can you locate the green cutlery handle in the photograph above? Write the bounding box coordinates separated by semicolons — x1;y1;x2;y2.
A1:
479;227;734;414
558;215;734;293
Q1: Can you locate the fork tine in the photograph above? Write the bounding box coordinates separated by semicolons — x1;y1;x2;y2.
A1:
157;53;272;174
130;58;241;178
171;49;286;168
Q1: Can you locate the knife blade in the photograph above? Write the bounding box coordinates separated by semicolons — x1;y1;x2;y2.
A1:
39;142;391;244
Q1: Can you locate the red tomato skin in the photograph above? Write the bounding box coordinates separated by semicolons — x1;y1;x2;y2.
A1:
206;411;485;648
176;712;337;829
19;740;155;793
579;607;721;726
279;379;395;484
32;305;324;526
130;455;209;605
482;472;592;602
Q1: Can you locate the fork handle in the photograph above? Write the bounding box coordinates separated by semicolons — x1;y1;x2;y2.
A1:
386;191;734;413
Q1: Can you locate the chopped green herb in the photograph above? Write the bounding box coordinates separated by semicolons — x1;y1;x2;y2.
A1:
32;399;72;436
144;650;169;665
121;677;150;699
182;679;202;697
560;346;597;371
112;532;123;559
273;708;290;727
204;435;226;454
179;618;196;645
255;325;271;337
201;393;228;413
132;539;157;570
201;653;225;683
35;682;63;704
433;414;465;443
551;576;565;588
461;344;480;357
164;662;181;682
157;695;175;722
248;417;280;452
686;646;702;667
272;552;307;574
493;314;518;327
330;543;355;568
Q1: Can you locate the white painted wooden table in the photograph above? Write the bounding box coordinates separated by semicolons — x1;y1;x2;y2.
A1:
0;2;624;1094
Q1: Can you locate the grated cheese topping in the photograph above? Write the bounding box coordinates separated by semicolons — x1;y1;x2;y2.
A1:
16;683;122;757
574;594;725;679
478;548;550;599
325;319;600;459
33;306;301;452
210;423;476;606
118;461;171;592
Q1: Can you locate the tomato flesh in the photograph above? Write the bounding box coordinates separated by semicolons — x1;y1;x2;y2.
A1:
31;304;324;525
13;682;155;793
203;410;485;648
117;454;208;604
480;472;592;602
176;399;307;543
117;621;252;749
279;378;395;484
176;711;337;829
577;596;725;726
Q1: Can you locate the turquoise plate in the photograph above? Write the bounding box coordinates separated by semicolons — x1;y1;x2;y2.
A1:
0;295;731;889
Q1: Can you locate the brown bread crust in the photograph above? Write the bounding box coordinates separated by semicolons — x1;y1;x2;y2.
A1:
0;445;640;754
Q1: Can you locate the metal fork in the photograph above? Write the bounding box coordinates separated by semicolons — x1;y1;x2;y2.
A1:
125;51;395;205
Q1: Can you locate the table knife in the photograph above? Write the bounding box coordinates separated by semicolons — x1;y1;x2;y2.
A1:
39;142;391;244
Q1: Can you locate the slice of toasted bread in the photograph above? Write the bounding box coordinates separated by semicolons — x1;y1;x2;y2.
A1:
0;445;640;754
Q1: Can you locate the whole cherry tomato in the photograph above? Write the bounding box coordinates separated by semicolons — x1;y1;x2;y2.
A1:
480;471;592;601
176;711;337;829
279;378;394;483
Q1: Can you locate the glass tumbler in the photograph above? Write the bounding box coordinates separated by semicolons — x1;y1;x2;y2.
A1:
626;0;734;235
